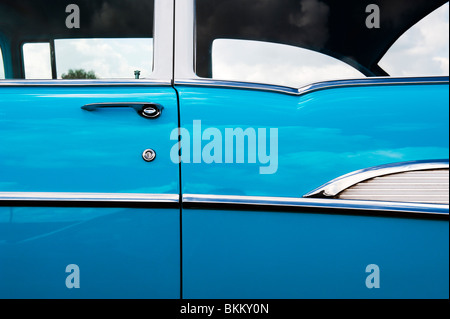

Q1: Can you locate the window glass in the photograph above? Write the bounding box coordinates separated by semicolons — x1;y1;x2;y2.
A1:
379;3;449;77
55;38;153;79
0;0;154;79
0;47;4;79
212;39;364;88
196;0;449;87
23;43;52;80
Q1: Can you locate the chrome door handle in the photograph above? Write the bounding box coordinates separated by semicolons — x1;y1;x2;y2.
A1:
82;103;163;119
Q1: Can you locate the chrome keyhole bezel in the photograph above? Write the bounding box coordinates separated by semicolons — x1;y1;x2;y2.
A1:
142;149;157;162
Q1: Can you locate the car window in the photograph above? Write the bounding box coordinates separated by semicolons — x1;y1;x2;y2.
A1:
212;39;365;88
22;38;153;80
23;43;52;80
0;0;154;79
196;0;449;87
0;46;4;79
379;3;449;77
55;38;153;79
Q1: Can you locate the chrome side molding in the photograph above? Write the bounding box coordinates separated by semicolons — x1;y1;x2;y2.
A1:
0;191;447;219
183;194;449;220
0;192;179;207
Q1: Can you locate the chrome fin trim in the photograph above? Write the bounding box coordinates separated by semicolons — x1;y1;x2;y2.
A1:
303;160;449;199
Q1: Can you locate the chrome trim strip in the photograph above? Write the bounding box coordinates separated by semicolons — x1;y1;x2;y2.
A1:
174;78;299;95
297;76;449;95
304;160;449;198
1;192;447;217
0;192;179;203
0;79;172;87
174;77;449;96
183;194;449;218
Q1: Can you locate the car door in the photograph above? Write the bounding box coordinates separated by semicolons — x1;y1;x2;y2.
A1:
174;0;449;298
0;0;180;298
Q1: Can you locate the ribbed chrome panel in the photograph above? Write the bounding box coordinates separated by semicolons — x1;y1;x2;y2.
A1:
338;169;449;204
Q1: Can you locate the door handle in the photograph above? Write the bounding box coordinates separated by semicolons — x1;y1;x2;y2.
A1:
81;102;163;119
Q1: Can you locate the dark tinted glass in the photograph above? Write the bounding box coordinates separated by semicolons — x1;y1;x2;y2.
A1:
196;0;448;78
0;0;154;79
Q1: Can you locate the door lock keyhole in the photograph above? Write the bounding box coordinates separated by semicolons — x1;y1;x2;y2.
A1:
142;149;156;162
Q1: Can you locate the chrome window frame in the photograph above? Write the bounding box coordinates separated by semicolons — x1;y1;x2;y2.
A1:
174;0;196;81
0;79;171;87
174;76;450;96
151;0;175;81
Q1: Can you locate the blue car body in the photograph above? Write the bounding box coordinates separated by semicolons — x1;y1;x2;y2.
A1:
0;0;448;299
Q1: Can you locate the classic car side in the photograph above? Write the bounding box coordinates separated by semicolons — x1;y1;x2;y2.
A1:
0;0;448;299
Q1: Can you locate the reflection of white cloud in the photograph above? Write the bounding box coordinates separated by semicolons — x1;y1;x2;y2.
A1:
433;56;449;74
212;39;364;88
16;39;153;80
55;38;153;79
212;3;449;86
379;3;449;77
23;43;52;79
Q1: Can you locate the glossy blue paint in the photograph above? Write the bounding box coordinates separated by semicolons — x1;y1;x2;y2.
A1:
176;83;449;197
177;81;449;299
0;206;180;298
0;85;179;194
183;209;449;299
0;84;181;298
1;80;448;299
